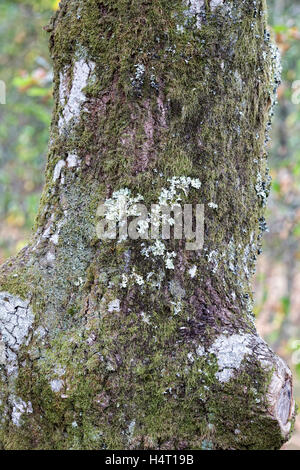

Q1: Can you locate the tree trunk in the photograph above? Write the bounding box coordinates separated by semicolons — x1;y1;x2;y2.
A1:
0;0;295;450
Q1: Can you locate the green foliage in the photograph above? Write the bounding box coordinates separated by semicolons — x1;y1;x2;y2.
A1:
0;0;55;258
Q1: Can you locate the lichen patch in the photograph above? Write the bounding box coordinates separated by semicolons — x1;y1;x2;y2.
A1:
58;56;95;133
10;396;33;427
209;333;252;383
53;160;66;182
0;292;34;356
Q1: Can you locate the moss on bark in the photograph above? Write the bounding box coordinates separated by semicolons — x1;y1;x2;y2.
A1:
0;0;295;449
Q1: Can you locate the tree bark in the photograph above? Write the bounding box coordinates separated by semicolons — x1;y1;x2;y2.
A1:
0;0;295;450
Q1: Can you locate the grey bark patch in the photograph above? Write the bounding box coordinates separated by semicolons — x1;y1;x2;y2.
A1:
53;160;66;182
10;396;33;427
184;0;205;29
58;56;95;134
50;379;64;393
208;333;253;383
0;292;34;359
210;0;224;9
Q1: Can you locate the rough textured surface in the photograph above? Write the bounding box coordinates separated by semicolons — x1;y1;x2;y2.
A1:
0;292;33;359
58;57;95;133
0;0;295;450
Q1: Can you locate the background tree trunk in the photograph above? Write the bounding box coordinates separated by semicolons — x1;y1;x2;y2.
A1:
0;0;295;450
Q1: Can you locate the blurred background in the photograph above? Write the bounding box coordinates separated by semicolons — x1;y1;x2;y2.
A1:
0;0;299;449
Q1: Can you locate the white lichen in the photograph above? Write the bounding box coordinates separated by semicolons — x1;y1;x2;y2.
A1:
171;300;182;316
102;188;144;242
59;57;95;133
140;312;151;324
228;238;237;274
130;64;145;92
53;160;66;182
0;292;34;359
50;218;65;246
11;396;33;427
184;0;224;29
132;271;145;286
50;233;59;245
128;420;136;441
50;379;64;393
209;333;252;383
187;352;195;363
184;0;204;29
210;0;224;9
98;177;201;269
108;299;120;313
188;265;197;278
142;240;165;258
196;345;205;357
158;176;201;206
165;251;176;270
67;152;80;168
45;251;56;267
206;250;219;274
142;177;201;268
121;274;129;288
234;70;243;91
141;242;177;271
120;270;145;289
255;172;268;206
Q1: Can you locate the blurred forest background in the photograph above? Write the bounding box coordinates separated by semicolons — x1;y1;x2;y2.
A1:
0;0;299;449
